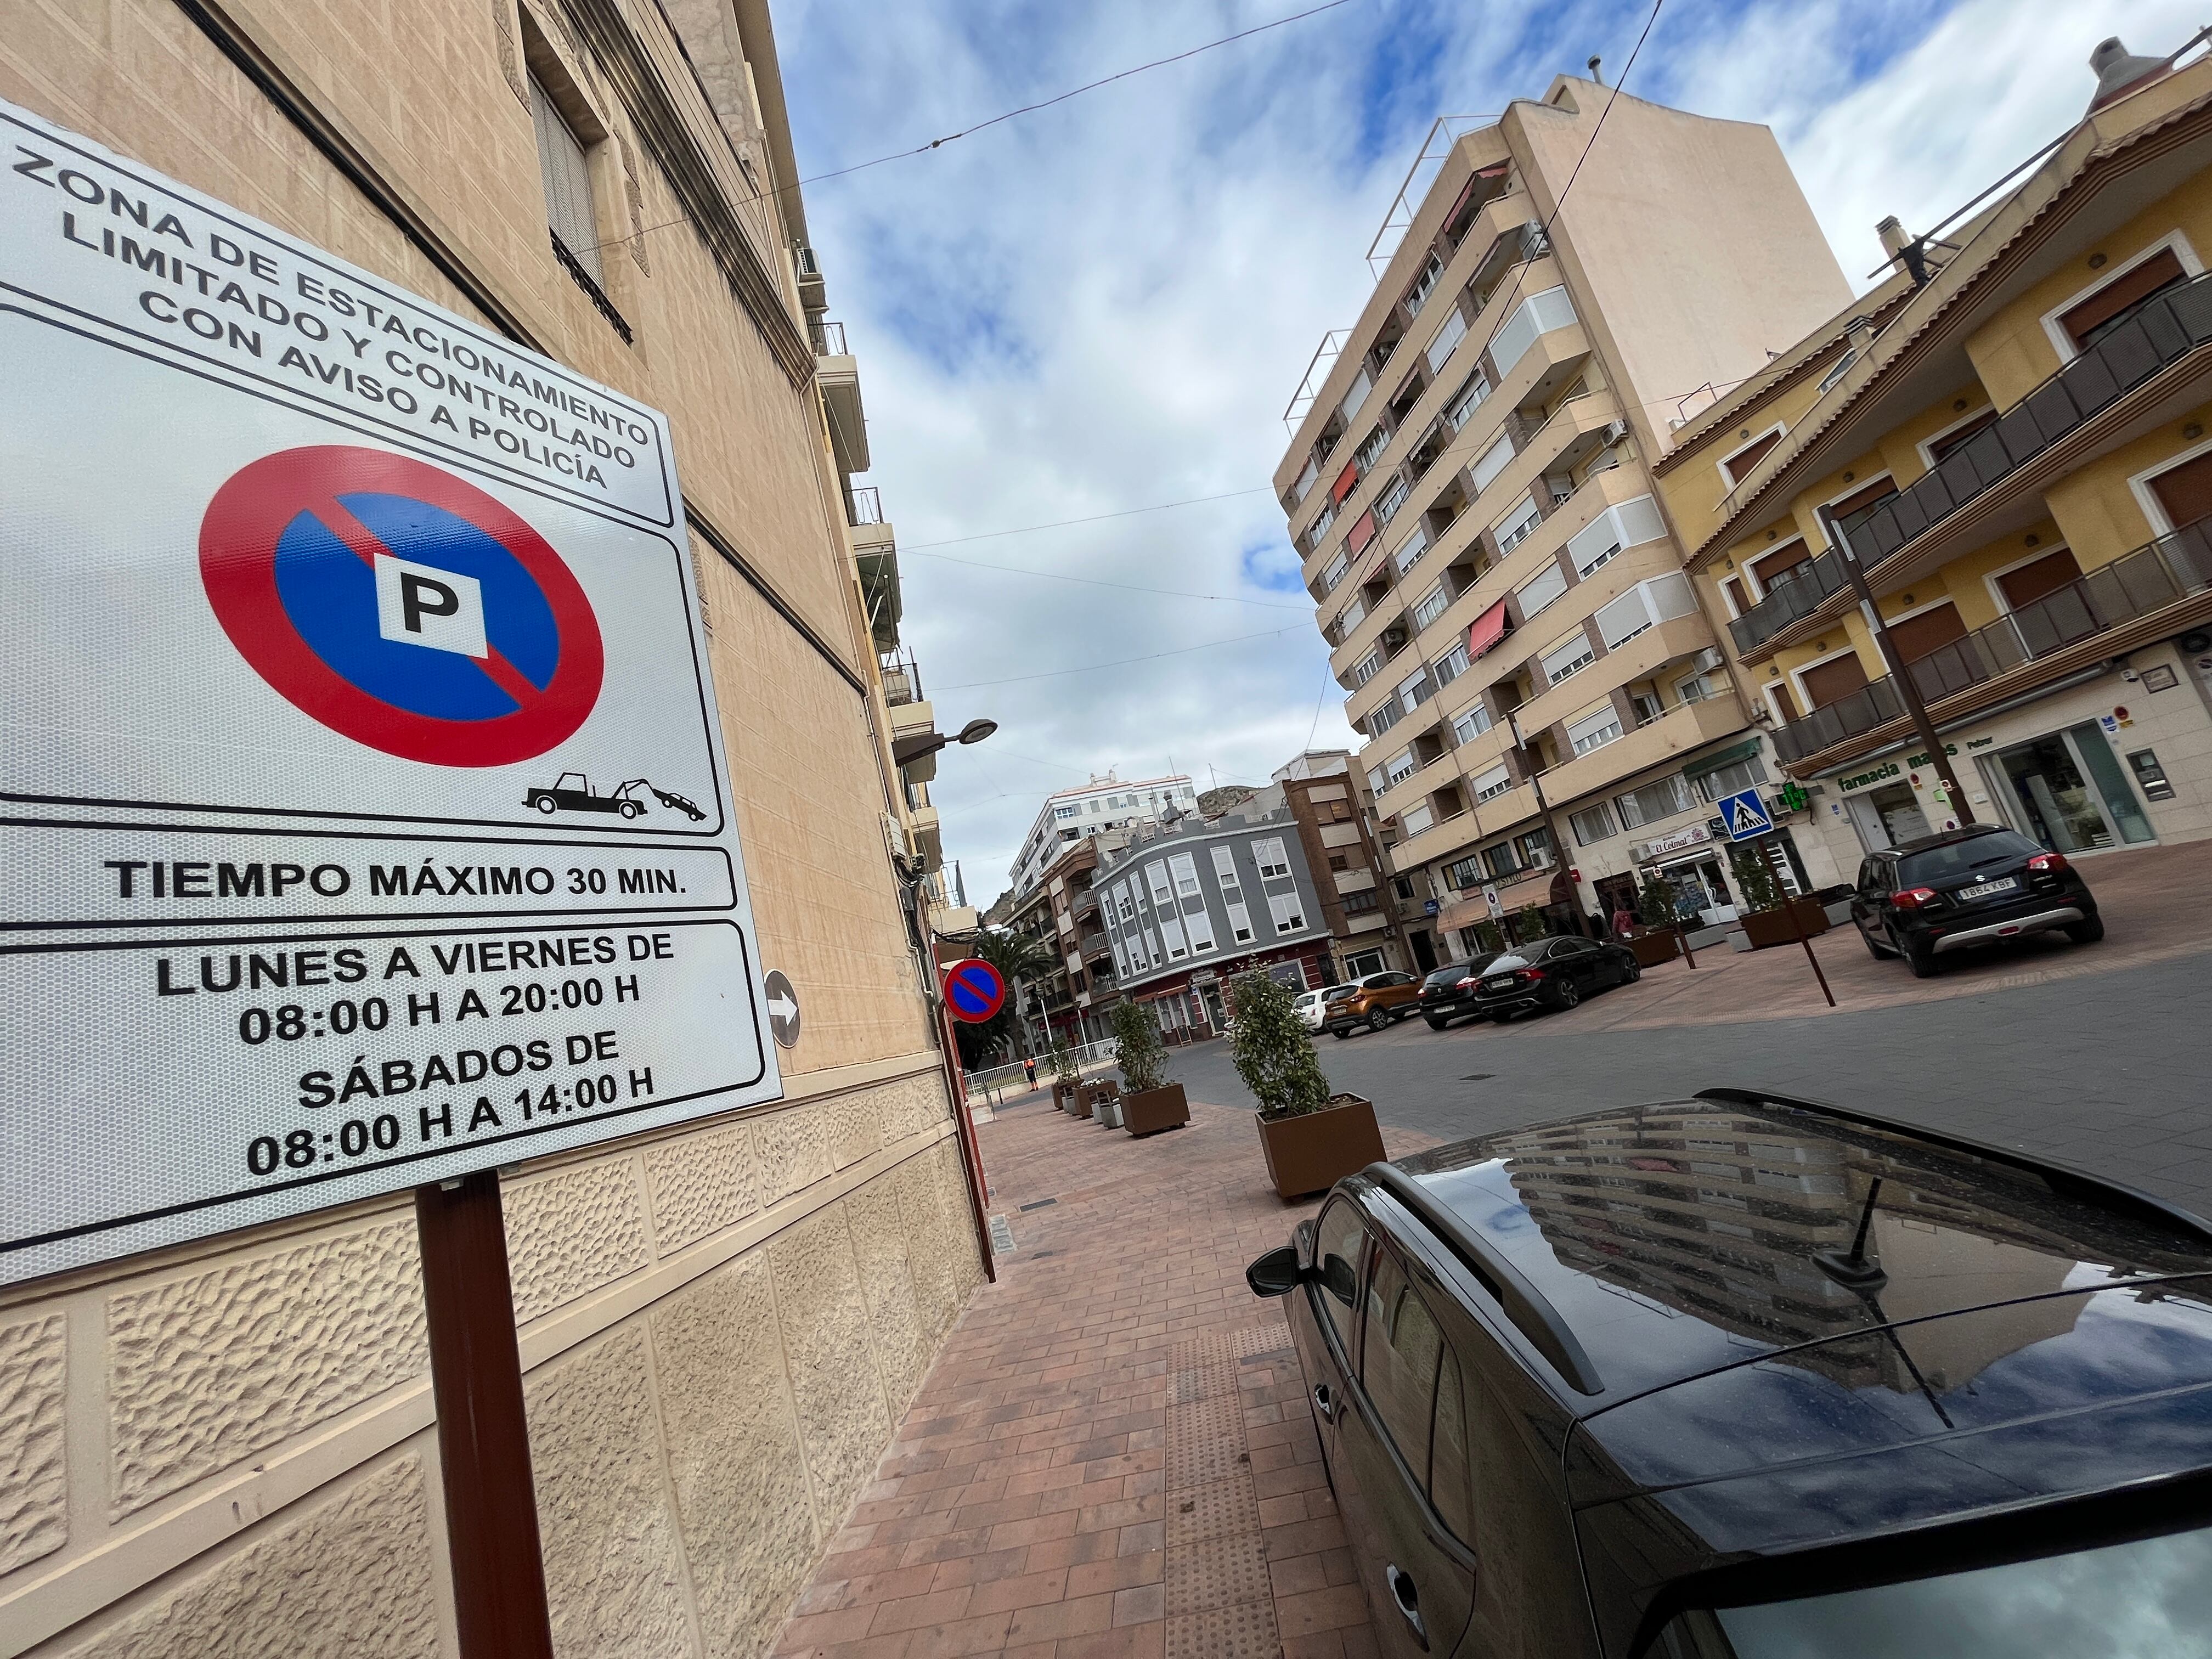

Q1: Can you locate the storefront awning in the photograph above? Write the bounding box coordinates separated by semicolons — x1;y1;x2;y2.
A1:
1467;599;1510;661
1680;736;1763;781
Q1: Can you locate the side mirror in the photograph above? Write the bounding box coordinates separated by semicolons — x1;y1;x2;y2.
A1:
1245;1244;1302;1298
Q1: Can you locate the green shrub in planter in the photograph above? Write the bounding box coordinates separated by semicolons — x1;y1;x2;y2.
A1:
1474;918;1504;954
1637;873;1677;929
1110;1001;1167;1094
1515;903;1548;946
1228;972;1333;1122
1047;1036;1077;1085
1729;844;1783;913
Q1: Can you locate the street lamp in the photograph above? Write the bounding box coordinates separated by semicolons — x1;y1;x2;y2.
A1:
891;718;997;770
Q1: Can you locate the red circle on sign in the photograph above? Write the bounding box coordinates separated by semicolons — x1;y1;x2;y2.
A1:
943;958;1007;1023
199;446;603;766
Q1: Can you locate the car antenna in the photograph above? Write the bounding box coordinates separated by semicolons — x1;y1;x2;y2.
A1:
1814;1176;1889;1289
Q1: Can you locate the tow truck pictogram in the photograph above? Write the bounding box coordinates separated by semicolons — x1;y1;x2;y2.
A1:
523;772;708;821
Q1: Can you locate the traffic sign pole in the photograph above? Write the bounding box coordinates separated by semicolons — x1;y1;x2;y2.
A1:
415;1172;555;1659
1770;832;1836;1008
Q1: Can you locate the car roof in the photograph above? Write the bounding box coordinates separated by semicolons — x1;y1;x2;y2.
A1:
1373;1091;2212;1422
1882;822;2017;857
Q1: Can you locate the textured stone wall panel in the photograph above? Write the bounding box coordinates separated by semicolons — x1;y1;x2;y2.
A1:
823;1088;883;1172
108;1221;427;1515
890;1073;951;1141
938;1140;988;1301
526;1326;693;1659
754;1104;831;1206
0;1311;66;1573
644;1120;760;1252
505;1162;650;1324
650;1254;818;1658
49;1456;438;1659
766;1206;890;1528
842;1181;929;1419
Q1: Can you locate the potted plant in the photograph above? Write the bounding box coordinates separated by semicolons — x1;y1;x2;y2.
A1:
1048;1037;1082;1113
1111;1001;1188;1136
1728;845;1829;948
1514;902;1549;949
1230;972;1385;1200
1625;873;1684;967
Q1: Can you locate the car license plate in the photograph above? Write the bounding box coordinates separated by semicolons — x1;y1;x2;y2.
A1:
1957;876;2018;900
1485;975;1514;990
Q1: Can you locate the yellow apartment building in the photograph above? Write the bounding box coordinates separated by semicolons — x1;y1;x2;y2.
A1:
1658;36;2212;874
0;3;984;1656
1274;81;1853;952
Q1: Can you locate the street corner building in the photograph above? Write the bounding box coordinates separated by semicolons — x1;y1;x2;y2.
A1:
0;4;983;1657
1274;76;1858;963
1654;35;2212;874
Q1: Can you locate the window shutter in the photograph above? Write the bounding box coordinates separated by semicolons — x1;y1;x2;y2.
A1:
531;77;602;283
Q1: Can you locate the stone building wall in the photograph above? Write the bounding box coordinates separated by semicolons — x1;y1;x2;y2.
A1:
0;2;982;1654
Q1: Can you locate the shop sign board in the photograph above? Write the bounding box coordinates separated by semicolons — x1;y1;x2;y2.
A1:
1638;822;1711;861
0;100;784;1286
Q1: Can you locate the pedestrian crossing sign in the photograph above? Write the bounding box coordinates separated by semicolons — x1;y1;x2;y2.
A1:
1718;788;1774;842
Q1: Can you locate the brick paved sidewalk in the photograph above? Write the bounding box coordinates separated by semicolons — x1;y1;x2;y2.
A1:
772;1090;1436;1658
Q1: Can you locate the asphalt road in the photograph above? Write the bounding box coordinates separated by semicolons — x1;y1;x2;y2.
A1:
1158;947;2212;1215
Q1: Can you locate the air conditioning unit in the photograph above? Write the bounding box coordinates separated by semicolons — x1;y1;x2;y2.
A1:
1383;627;1407;649
1691;646;1724;673
793;242;821;279
1601;420;1629;445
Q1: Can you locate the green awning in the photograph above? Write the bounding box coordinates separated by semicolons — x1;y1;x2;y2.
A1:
1679;736;1763;781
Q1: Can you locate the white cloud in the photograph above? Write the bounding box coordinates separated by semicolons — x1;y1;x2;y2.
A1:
775;1;2200;899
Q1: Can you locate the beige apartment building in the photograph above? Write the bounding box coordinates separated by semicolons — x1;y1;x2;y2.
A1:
1276;83;1855;951
0;5;981;1658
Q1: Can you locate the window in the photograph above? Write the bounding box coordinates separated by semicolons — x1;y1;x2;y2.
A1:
1676;672;1716;704
1514;558;1566;617
1443;855;1482;890
1482;842;1521;881
1425;304;1468;371
1452;701;1491;744
2059;245;2189;352
1327;852;1351;871
1446;371;1491;431
1541;631;1595;686
1434;641;1470;686
1570;802;1616;844
1398;668;1433;715
531;75;602;283
1393;522;1431;574
1374;475;1410;525
1469;431;1516;495
1414;584;1451;629
1815;347;1857;394
1268;890;1307;933
1615;772;1696;828
1352;647;1383;687
1400;803;1435;837
1368;698;1403;736
1088;799;1101;812
1489;285;1576;377
1516;827;1553;867
1342;888;1380;915
1331;596;1365;641
1054;804;1079;820
1322;550;1349;592
1385;748;1418;787
1494;497;1544;555
1566;495;1666;577
1692;753;1768;801
1305;499;1335;548
1404;250;1445;317
1254;837;1291;879
1471;763;1511;802
1926;407;1998;465
1361;1251;1446;1480
1568;703;1623;756
1594;573;1697;649
1340;365;1374;425
1367;764;1387;794
1312;1201;1363;1351
1717;427;1784;488
1227;902;1254;943
1392;875;1418;900
1355;425;1391;472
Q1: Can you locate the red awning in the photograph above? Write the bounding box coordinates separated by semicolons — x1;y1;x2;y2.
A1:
1467;598;1510;661
1346;511;1376;556
1330;461;1359;504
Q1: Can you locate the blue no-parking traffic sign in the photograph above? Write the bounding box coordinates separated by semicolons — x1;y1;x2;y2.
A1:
944;958;1008;1023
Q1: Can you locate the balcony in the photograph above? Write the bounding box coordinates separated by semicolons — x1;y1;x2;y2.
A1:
1771;519;2212;769
1527;692;1748;805
1080;931;1111;962
1727;549;1850;654
814;319;870;475
1738;271;2212;661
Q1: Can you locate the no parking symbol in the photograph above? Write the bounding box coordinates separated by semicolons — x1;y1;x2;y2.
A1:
199;445;605;766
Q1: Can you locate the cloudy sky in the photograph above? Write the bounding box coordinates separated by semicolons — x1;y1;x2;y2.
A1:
774;0;2200;906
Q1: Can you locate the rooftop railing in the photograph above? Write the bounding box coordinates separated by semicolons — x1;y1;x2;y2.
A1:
809;318;848;356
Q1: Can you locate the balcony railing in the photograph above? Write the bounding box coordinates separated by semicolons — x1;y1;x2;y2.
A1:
1850;273;2212;567
810;318;848;356
847;484;883;526
1080;932;1111;960
1771;518;2212;764
879;646;923;708
1728;549;1851;652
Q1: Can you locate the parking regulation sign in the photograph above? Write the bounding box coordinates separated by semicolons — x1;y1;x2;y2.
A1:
943;960;1008;1024
0;98;786;1285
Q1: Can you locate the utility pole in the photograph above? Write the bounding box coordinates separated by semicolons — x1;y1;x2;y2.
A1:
1816;506;1976;825
1508;710;1588;936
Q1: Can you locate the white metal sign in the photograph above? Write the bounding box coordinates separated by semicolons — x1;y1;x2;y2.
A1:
0;99;783;1285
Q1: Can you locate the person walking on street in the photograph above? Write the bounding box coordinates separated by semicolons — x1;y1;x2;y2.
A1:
1023;1056;1037;1089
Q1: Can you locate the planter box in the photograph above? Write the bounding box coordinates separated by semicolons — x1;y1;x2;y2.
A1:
1740;897;1832;950
1052;1080;1079;1111
1097;1097;1124;1128
1079;1079;1119;1113
1067;1086;1094;1119
1255;1094;1385;1201
1626;930;1681;968
1122;1082;1189;1137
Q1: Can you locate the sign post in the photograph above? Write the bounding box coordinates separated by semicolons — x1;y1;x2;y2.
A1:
1719;788;1833;1008
0;98;790;1654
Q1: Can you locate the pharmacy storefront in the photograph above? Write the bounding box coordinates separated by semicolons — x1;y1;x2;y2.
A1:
1819;643;2212;857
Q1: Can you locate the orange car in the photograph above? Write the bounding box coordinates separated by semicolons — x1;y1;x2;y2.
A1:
1321;971;1424;1037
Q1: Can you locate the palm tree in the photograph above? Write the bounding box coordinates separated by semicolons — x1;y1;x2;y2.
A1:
969;926;1060;1059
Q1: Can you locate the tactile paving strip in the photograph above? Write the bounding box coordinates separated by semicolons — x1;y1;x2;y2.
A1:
1166;1475;1260;1546
1165;1529;1273;1616
1227;1321;1296;1361
1164;1598;1280;1659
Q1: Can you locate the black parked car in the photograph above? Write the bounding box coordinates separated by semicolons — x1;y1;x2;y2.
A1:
1245;1090;2212;1659
1417;955;1502;1029
1468;934;1639;1020
1850;823;2102;978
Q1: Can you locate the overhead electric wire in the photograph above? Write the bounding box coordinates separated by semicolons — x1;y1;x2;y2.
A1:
902;487;1273;549
584;0;1357;252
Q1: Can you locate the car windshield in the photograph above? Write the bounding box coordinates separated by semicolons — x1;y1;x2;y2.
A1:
1485;954;1532;972
1656;1517;2212;1657
1896;830;2043;885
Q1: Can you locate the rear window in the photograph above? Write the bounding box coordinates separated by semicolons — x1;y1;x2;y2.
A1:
1652;1518;2212;1657
1895;830;2041;886
1424;965;1467;986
